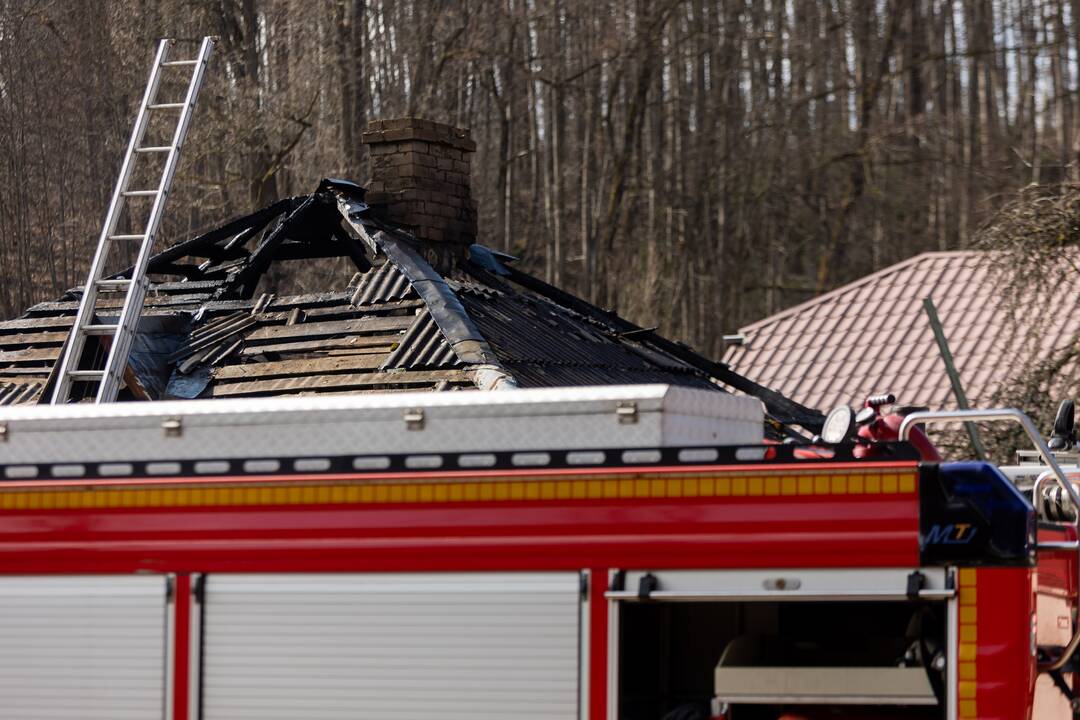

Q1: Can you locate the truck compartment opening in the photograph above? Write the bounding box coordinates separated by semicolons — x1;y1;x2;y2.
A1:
617;601;945;720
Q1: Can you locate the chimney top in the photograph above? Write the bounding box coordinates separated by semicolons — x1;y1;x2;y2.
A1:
362;118;478;272
361;117;477;153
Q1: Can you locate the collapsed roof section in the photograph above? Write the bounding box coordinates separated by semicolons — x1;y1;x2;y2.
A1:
0;179;823;434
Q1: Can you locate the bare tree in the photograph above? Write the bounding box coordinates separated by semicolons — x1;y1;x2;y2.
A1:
0;0;1076;362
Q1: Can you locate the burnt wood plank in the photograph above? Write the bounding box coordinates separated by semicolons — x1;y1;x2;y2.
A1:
291;299;423;320
198;291;353;313
203;336;244;366
147;280;228;293
244;315;414;343
0;331;71;347
213;353;385;381
210;369;471;397
324;347;391;356
26;293;212;314
295;386;472;397
0;367;55;376
0;347;62;364
171;315;259;362
239;335;398;356
249;302;421;326
0;317;75;332
73;280;225;296
189;312;249;341
155;294;419;319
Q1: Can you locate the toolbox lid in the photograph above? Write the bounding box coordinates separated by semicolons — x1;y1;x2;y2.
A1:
0;384;763;466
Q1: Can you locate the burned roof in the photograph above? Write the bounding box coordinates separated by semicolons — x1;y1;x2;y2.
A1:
0;179;821;432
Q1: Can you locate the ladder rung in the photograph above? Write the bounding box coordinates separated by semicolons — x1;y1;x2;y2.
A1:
161;59;198;67
121;190;158;197
67;370;105;380
135;146;172;153
96;279;132;290
109;234;147;241
82;324;119;335
148;102;187;110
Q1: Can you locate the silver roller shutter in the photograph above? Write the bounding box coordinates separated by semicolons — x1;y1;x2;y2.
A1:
0;575;168;720
201;573;582;720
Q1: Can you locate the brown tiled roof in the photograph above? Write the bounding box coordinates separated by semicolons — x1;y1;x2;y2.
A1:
723;251;1080;412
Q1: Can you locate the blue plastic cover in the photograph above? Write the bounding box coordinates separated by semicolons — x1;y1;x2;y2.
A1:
920;461;1035;567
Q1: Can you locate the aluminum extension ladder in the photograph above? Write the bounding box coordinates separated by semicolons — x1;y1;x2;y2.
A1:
51;37;214;404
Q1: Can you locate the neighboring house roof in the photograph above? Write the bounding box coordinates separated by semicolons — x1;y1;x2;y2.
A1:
724;251;1080;413
0;179;821;432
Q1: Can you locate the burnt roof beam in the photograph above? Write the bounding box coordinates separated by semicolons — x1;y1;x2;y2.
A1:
269;241;345;261
127;196;303;280
331;229;376;272
266;233;371;266
216;196;317;299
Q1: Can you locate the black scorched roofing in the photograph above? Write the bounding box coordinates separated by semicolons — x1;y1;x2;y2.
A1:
0;179;823;432
450;274;714;390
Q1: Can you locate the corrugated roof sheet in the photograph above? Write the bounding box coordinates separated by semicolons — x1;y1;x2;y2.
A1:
724;251;1080;411
0;381;43;405
453;274;715;390
383;309;460;369
196;291;459;397
351;260;413;306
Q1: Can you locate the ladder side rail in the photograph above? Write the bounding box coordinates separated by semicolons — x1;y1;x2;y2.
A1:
97;38;214;402
51;39;172;405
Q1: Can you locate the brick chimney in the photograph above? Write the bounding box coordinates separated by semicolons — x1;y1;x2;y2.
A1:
362;118;477;270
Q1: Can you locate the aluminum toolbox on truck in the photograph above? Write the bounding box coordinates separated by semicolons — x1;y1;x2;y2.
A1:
0;384;763;476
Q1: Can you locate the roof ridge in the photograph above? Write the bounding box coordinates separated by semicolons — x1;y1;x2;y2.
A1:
329;192;519;390
739;250;985;333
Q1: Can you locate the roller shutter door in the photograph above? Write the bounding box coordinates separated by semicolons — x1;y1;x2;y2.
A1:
201;573;581;720
0;575;168;720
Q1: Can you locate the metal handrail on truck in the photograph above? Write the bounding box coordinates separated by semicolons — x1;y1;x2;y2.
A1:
899;408;1080;672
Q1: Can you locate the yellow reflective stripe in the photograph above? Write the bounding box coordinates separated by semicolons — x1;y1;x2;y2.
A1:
0;470;918;511
957;568;979;719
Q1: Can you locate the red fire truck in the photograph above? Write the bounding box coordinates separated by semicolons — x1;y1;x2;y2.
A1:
0;384;1075;720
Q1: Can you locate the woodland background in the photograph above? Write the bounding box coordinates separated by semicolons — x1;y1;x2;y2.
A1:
1;0;1079;365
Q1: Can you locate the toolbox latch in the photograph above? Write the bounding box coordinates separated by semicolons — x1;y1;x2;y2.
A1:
616;401;638;424
161;417;183;438
404;408;425;431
